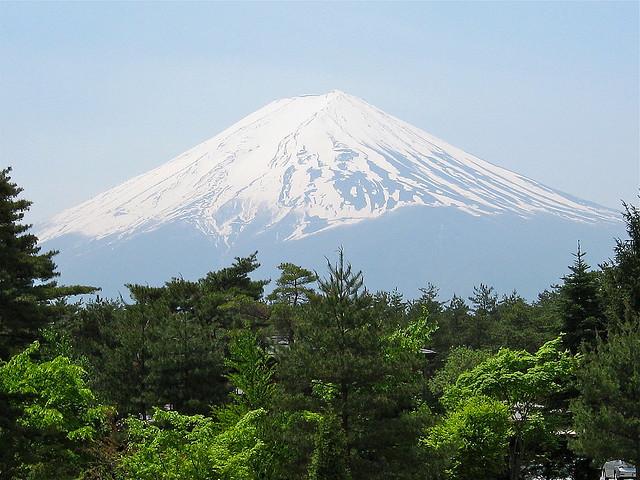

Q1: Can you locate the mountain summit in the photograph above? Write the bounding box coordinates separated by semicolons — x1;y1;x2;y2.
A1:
39;91;616;247
39;91;621;297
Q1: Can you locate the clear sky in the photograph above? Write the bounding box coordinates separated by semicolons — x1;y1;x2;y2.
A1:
1;1;638;222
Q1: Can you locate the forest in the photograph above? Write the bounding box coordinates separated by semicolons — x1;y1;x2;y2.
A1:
1;164;639;480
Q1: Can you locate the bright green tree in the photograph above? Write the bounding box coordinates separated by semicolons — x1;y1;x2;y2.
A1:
221;330;276;417
429;346;490;401
423;395;510;480
445;338;575;480
305;410;351;480
121;330;277;480
0;341;110;478
120;408;267;480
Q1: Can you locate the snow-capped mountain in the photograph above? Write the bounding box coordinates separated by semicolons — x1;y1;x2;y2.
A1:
39;90;622;298
39;90;617;247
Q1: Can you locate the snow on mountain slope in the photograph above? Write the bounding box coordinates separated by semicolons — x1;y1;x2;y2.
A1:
38;90;618;246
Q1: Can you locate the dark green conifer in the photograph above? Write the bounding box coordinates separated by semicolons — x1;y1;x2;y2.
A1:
558;243;606;353
278;250;429;479
267;262;317;343
467;284;498;349
268;262;317;307
602;201;640;324
0;167;95;358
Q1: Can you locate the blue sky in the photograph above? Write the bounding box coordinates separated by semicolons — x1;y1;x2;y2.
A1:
1;1;638;221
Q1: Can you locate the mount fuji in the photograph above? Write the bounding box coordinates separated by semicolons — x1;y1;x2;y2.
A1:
39;90;622;298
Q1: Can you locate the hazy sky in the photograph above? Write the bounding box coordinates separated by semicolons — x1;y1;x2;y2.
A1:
1;1;638;223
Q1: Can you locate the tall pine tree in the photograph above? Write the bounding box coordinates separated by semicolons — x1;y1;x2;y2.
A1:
558;243;606;354
0;167;95;358
278;250;429;479
602;200;640;325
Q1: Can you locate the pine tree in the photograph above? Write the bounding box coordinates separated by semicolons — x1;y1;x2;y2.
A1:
278;250;428;479
0;167;95;358
571;322;640;466
558;243;606;354
267;262;317;343
467;284;498;349
268;263;317;307
602;201;640;325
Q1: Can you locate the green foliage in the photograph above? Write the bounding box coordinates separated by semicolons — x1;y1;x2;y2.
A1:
268;262;317;307
305;412;351;480
447;338;574;410
569;202;640;467
4;172;638;479
571;322;640;466
200;251;269;304
444;338;575;480
493;291;557;352
277;250;431;479
465;284;498;349
428;286;561;361
423;395;510;480
0;342;110;479
223;330;276;414
0;167;95;358
429;346;490;400
50;254;271;418
120;408;267;480
386;305;438;360
267;262;317;344
602;201;640;324
558;244;607;353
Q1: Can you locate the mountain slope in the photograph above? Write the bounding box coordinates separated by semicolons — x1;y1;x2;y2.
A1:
38;90;617;248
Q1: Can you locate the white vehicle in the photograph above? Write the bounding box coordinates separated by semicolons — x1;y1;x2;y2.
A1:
601;460;636;480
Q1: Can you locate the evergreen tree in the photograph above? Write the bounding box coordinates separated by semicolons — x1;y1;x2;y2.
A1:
571;322;640;466
558;243;607;354
409;283;443;320
467;284;498;349
492;292;539;352
602;201;640;325
268;262;317;307
267;263;317;344
571;204;640;467
102;299;160;418
278;250;429;479
531;289;563;347
430;294;470;356
0;167;95;358
200;252;269;304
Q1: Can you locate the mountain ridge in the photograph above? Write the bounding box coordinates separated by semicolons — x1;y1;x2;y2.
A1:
38;90;618;248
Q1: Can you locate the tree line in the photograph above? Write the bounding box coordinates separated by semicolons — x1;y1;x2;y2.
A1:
1;165;638;480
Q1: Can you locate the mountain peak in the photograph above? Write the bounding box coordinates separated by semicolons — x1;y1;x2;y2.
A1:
298;89;348;98
38;91;618;246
